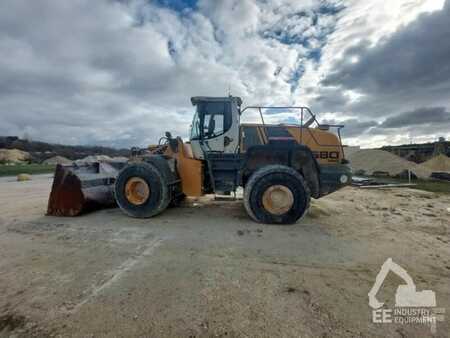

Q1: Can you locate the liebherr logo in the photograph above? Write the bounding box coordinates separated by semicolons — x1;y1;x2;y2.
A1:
368;258;445;333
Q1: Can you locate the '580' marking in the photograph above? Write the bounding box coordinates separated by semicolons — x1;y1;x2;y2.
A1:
312;151;340;160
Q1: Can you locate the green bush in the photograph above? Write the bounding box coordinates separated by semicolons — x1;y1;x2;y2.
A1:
0;164;55;177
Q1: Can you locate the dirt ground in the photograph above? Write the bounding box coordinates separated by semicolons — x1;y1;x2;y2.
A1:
0;175;449;337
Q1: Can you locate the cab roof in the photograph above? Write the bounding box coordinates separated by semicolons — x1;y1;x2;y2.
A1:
190;96;242;106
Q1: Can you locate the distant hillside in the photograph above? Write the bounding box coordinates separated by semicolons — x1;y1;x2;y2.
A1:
0;136;130;163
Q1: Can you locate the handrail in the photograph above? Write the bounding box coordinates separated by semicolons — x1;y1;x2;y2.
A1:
240;106;345;149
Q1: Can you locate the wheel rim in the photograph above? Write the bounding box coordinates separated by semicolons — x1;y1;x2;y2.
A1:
125;177;150;205
262;185;294;215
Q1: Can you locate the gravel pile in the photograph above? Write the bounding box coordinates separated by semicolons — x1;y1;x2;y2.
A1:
74;155;128;165
43;156;72;165
348;149;431;179
0;148;30;163
419;154;450;173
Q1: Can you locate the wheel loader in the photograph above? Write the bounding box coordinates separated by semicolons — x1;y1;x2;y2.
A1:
47;96;351;224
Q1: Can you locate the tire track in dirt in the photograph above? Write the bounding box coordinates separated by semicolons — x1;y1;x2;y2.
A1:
67;237;165;314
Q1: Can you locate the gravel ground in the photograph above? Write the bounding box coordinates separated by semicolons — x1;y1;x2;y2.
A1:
0;175;449;337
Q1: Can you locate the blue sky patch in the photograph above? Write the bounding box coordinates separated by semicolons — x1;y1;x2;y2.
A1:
153;0;197;12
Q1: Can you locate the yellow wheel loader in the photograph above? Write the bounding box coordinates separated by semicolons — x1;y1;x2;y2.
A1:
47;96;351;224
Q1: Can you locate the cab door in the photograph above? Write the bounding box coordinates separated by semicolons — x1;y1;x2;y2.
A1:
200;101;238;154
189;98;240;159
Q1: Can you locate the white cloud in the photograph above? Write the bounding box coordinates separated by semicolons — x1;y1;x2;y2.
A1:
0;0;447;148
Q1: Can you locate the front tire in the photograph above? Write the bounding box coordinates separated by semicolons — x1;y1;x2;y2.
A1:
115;162;171;218
244;165;310;224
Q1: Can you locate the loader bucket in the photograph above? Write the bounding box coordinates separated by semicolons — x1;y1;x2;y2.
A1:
47;161;127;216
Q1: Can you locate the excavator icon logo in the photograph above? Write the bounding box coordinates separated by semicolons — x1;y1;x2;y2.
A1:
368;258;436;309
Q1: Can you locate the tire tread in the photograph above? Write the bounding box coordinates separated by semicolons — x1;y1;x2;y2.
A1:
244;165;310;224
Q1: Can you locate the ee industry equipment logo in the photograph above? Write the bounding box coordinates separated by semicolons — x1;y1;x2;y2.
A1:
368;258;445;333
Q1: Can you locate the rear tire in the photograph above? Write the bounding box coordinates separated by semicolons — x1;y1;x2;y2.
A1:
244;165;310;224
115;162;171;218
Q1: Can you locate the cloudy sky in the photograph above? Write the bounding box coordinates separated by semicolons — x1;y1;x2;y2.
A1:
0;0;449;148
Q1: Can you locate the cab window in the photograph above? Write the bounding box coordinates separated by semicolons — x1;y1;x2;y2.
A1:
198;102;232;139
190;111;200;140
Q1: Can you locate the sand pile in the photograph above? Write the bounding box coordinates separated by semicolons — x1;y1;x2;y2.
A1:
343;146;361;158
348;149;431;179
74;155;112;164
43;156;72;165
17;173;31;181
419;154;450;173
0;148;30;163
308;199;340;218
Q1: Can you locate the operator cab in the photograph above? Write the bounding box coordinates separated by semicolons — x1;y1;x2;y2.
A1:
189;96;241;159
